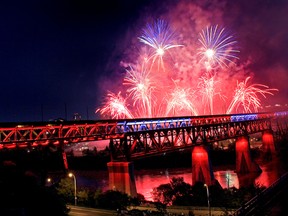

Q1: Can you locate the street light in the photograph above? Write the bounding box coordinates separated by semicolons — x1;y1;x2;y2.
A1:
226;172;230;189
68;172;77;206
204;184;211;216
47;177;52;186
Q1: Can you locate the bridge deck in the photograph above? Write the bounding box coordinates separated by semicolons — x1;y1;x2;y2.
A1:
0;111;286;161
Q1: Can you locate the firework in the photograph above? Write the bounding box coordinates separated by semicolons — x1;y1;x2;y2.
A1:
198;25;239;70
198;72;223;115
138;19;183;70
96;19;277;119
123;64;155;117
96;91;134;119
226;77;278;114
165;80;198;116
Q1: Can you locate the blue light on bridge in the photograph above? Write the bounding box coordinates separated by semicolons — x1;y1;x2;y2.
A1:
117;118;192;132
274;111;288;116
231;114;258;122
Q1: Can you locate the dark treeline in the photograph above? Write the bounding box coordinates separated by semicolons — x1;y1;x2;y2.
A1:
0;160;69;216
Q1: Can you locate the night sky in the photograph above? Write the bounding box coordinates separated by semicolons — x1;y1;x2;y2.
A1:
0;0;287;122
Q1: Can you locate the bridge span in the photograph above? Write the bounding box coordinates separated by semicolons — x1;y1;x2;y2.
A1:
0;111;287;197
0;112;286;151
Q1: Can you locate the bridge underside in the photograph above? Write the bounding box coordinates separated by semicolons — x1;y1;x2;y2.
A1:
110;116;275;161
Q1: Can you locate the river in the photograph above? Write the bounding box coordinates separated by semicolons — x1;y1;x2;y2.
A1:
69;154;287;201
62;138;288;201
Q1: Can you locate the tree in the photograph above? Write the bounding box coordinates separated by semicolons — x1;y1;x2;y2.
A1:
97;190;130;210
170;177;194;206
56;177;74;204
152;177;194;206
130;193;146;206
0;160;69;216
152;183;173;205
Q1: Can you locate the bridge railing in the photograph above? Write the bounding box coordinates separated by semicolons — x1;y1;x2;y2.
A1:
115;112;275;133
233;171;288;216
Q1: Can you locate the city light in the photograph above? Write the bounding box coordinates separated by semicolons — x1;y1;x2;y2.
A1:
204;184;211;216
68;172;77;206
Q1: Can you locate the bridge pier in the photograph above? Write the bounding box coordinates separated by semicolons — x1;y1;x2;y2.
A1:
107;161;137;197
262;130;276;160
57;141;69;171
62;150;69;170
236;136;261;174
191;146;215;186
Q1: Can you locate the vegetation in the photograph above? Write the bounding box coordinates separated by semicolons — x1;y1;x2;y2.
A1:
55;175;265;216
0;160;69;216
151;177;265;209
56;177;142;209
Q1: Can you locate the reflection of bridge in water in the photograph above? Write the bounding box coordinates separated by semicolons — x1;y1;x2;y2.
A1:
0;111;287;197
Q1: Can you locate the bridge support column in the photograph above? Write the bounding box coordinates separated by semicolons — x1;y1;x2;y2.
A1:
58;141;69;171
236;136;261;173
262;130;276;160
62;151;69;170
192;146;215;186
107;161;137;197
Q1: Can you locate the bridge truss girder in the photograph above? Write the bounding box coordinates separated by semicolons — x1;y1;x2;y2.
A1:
0;122;120;149
110;119;272;161
0;112;287;156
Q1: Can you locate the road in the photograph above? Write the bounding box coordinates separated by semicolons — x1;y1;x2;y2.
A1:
68;205;230;216
68;206;116;216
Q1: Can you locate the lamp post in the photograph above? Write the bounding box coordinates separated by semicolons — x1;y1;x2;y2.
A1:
204;184;211;216
226;172;230;189
68;172;77;206
47;178;52;185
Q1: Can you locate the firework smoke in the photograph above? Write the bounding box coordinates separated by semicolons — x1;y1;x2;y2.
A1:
96;1;279;119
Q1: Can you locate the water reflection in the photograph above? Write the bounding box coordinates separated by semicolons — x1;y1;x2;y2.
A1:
255;158;286;187
214;170;239;189
135;168;193;201
135;159;285;201
73;157;287;202
135;168;239;201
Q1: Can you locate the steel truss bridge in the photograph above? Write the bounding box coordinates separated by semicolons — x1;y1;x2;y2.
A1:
0;111;287;161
